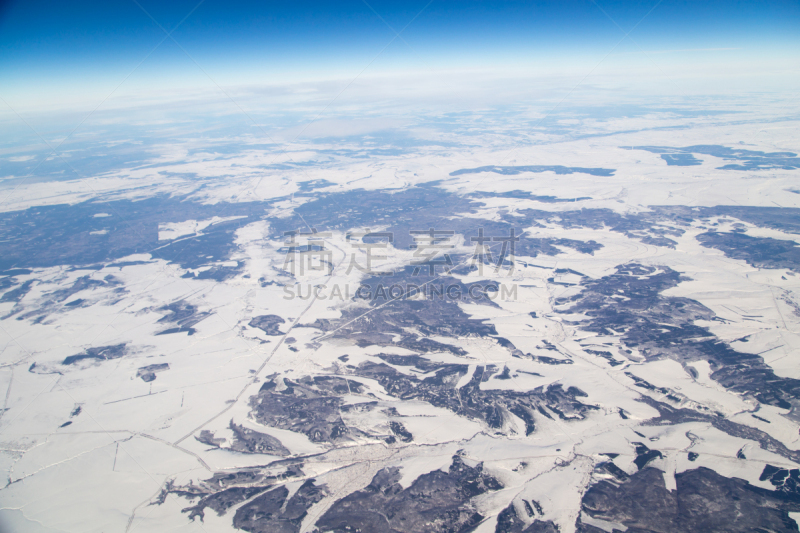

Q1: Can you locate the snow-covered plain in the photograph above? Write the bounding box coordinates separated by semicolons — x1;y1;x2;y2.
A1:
1;98;800;532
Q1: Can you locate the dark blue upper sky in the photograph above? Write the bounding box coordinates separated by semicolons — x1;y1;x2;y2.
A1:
1;0;798;107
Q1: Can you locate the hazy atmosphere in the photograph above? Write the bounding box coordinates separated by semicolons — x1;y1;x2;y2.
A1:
1;1;800;532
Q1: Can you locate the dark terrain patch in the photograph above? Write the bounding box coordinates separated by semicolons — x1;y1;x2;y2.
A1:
184;486;270;521
316;455;502;533
509;208;684;248
229;422;290;456
249;314;285;335
641;397;800;464
0;276;19;294
7;274;126;322
155;301;212;335
516;238;603;257
626;145;800;171
704;206;800;235
62;343;127;365
250;354;596;445
250;376;365;443
268;183;607;254
558;263;800;411
625;372;680;400
0;279;35;304
0;269;32;277
660;153;701;166
50;274;124;303
270;185;800;258
194;422;290;456
268;183;477;251
173;466;304;522
760;464;800;499
578;466;800;532
302;267;500;355
388;420;413;442
495;502;560;532
506;204;800;253
469;190;591;203
0;195;266;274
595;461;629;482
697;231;800;272
272;181;800;258
584;349;623;367
4;183;800;291
297;179;336;192
356;357;598;434
196;430;226;447
632;442;663;470
450;165;615;177
233;479;326;533
137;363;169;382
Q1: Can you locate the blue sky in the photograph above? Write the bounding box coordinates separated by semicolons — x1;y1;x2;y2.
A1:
1;0;799;109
